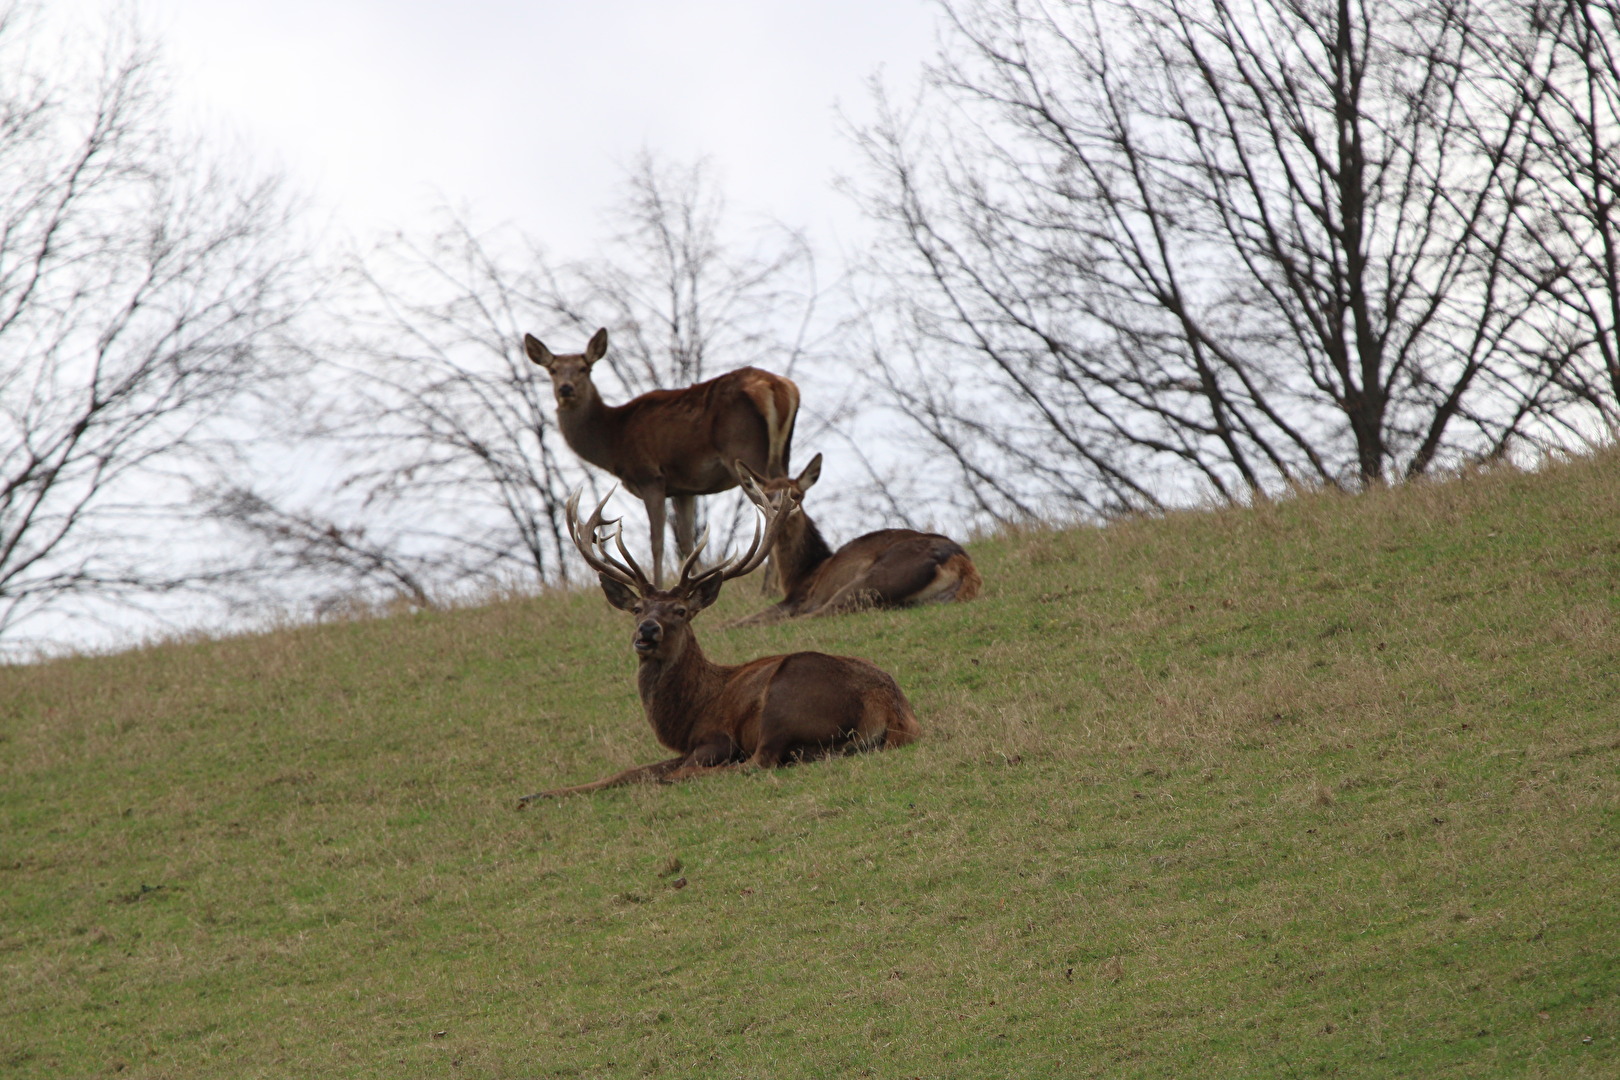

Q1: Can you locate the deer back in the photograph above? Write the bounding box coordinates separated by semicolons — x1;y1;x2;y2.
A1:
610;367;798;494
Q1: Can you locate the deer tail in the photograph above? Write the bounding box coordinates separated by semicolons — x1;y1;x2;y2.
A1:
943;552;982;602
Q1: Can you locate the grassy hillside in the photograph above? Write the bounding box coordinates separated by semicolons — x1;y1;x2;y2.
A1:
3;453;1617;1078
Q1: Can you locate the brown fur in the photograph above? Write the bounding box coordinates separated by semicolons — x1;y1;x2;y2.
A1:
731;454;983;626
525;327;799;585
516;485;918;804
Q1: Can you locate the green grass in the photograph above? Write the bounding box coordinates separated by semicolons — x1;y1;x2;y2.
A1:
3;453;1618;1078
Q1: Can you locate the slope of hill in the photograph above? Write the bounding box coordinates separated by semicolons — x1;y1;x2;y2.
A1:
3;453;1617;1078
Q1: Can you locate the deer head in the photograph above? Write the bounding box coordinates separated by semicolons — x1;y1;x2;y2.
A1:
525;327;608;410
567;480;793;662
738;452;820;504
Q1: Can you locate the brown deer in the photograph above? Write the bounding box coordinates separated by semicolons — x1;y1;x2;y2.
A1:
729;453;982;625
524;327;798;586
516;481;920;803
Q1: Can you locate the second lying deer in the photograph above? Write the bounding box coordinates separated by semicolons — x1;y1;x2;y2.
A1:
730;454;981;626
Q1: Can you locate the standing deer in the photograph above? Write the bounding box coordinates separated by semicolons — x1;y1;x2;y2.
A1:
524;327;798;586
729;453;982;625
516;481;920;803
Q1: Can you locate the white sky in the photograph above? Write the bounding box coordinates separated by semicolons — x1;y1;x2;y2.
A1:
63;0;942;259
18;0;944;656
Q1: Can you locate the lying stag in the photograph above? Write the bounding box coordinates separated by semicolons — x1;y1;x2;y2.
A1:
525;327;798;586
730;454;981;625
516;482;919;803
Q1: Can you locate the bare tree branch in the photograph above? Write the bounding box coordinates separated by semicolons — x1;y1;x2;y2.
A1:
269;154;833;599
849;0;1613;520
0;3;312;649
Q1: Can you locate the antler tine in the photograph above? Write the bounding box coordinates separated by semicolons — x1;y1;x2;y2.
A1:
565;486;649;593
608;519;655;592
673;525;712;589
686;476;795;592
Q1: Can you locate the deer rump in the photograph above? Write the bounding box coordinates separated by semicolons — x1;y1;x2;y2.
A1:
609;368;796;494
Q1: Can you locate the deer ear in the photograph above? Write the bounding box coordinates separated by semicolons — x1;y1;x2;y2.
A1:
599;574;639;611
735;459;767;486
584;327;609;364
689;573;725;613
796;453;823;492
524;333;554;370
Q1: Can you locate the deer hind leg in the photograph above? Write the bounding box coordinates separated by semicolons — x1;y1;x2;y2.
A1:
752;653;890;766
516;756;687;806
722;601;795;629
816;542;971;614
806;579;883;617
671;493;698;561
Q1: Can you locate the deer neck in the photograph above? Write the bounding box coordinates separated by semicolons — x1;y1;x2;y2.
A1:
554;382;623;472
773;509;835;597
635;634;732;754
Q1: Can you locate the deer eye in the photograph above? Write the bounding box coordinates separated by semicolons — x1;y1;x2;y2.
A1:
672;605;688;618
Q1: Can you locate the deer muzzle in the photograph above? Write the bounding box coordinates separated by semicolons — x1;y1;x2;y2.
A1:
633;619;663;653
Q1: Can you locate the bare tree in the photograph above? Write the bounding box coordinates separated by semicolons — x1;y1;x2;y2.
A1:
1494;0;1620;432
851;0;1602;523
573;153;821;395
0;4;310;648
253;153;826;600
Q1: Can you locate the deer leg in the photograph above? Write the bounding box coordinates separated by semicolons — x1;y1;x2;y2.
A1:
517;732;747;804
671;493;697;561
722;602;794;629
805;580;883;617
516;756;686;806
639;486;669;588
663;732;747;781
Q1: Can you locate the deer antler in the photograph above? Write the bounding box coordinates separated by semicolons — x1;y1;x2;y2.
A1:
672;525;712;583
678;473;796;594
566;487;652;594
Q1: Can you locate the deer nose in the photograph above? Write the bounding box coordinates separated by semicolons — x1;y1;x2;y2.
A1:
557;383;576;400
634;619;662;652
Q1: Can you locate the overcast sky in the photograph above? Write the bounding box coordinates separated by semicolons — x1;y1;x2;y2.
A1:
55;0;942;260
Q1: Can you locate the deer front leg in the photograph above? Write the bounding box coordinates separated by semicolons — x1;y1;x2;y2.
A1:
516;755;687;806
516;732;744;806
638;484;669;587
664;732;749;782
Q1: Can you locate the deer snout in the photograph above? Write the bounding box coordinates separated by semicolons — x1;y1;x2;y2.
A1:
633;619;662;653
556;382;576;401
